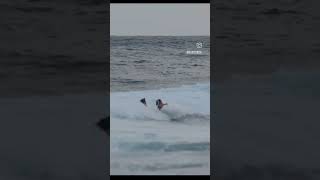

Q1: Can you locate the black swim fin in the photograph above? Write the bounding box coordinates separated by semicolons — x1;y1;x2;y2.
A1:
140;98;147;106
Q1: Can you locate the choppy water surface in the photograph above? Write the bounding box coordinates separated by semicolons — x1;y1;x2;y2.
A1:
110;36;210;175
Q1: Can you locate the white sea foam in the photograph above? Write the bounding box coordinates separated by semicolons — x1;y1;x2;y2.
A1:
110;83;210;175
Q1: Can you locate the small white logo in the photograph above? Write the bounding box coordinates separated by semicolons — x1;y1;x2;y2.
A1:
185;42;203;55
186;50;202;55
196;42;203;49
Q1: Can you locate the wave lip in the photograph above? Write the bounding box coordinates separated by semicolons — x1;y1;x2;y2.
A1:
111;83;210;122
110;83;210;175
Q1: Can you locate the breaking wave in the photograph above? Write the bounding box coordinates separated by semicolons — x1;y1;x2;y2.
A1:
110;83;210;175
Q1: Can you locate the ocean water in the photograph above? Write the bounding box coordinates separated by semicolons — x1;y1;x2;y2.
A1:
110;36;210;175
111;36;210;92
110;83;210;175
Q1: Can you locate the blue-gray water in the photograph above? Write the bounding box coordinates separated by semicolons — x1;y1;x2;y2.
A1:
110;36;210;175
111;36;210;92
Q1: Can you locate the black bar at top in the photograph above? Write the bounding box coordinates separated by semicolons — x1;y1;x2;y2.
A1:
111;0;210;3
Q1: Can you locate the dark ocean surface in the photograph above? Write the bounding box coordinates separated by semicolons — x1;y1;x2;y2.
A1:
110;36;210;175
111;36;210;92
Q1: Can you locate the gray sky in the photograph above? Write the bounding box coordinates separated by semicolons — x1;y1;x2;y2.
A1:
111;4;210;36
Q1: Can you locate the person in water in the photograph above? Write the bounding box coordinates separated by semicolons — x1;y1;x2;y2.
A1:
156;99;168;110
140;98;167;110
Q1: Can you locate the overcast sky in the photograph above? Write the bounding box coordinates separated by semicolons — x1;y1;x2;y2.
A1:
111;4;210;36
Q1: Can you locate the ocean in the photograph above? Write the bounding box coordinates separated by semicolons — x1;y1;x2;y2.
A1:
110;36;210;175
111;36;210;92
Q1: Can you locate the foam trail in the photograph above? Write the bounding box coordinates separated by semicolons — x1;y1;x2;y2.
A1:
110;83;210;175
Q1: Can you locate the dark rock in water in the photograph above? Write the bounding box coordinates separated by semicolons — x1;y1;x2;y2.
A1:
96;116;109;135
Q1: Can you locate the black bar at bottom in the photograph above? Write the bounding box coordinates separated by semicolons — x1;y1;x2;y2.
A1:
111;175;210;180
